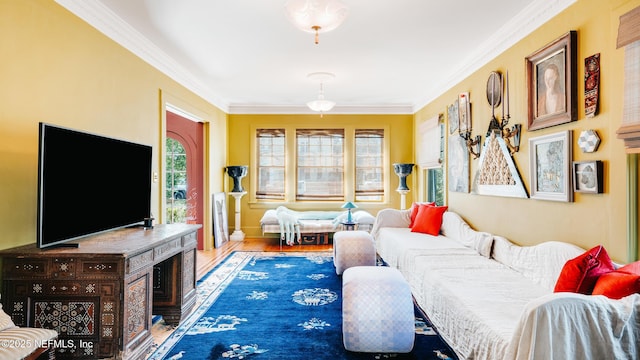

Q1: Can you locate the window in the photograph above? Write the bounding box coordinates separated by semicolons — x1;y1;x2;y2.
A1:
355;129;384;201
296;129;344;200
427;121;445;205
166;137;187;223
256;129;285;200
255;127;388;203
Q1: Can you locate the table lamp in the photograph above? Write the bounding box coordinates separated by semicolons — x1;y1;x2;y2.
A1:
342;201;357;223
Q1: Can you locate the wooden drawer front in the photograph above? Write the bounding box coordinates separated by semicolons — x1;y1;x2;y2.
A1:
52;258;76;279
4;259;48;278
183;232;197;247
154;238;181;260
78;260;120;279
29;281;109;297
127;250;153;274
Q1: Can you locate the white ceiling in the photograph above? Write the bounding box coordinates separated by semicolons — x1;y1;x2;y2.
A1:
55;0;575;114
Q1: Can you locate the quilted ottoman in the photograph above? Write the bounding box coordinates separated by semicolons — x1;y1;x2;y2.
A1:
342;266;415;353
333;230;376;275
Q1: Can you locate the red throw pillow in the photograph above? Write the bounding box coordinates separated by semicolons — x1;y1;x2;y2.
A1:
410;205;448;236
593;261;640;299
409;202;435;227
554;245;616;294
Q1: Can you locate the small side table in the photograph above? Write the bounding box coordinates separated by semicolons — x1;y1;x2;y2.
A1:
341;222;358;231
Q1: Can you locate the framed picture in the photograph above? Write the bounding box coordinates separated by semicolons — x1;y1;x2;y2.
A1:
448;100;459;134
457;92;471;134
526;31;577;131
448;135;469;193
573;160;603;194
529;130;573;202
212;192;229;248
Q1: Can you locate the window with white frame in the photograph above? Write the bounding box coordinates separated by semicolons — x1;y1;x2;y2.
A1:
256;128;285;200
355;129;384;201
296;129;344;200
418;115;445;205
255;127;387;202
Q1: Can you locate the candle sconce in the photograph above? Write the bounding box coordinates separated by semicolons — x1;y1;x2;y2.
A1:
461;131;482;159
485;70;521;155
458;91;482;160
501;121;521;155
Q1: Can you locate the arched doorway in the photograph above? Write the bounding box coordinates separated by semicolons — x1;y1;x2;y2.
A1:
166;110;205;249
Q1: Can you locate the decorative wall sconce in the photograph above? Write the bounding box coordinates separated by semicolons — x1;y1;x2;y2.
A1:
462;132;482;159
457;92;482;159
485;71;521;155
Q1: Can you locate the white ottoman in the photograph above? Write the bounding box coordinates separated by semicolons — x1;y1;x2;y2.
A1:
333;230;376;275
342;266;415;353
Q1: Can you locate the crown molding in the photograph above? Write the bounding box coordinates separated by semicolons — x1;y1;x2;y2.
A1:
412;0;577;112
227;104;414;115
57;0;574;116
55;0;230;113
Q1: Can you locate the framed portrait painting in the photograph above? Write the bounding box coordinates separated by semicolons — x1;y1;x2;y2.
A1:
526;31;577;131
212;192;229;248
529;130;573;202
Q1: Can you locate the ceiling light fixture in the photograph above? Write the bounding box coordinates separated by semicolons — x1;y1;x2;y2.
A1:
307;72;336;117
285;0;349;44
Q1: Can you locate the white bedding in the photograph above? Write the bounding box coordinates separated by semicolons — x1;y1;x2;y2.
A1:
408;249;549;359
507;292;640;360
372;208;640;360
374;227;466;268
260;207;375;245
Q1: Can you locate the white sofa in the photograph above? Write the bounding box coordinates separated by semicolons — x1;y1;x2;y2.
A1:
371;208;640;360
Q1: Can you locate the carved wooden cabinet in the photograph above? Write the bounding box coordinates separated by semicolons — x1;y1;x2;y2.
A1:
0;224;200;359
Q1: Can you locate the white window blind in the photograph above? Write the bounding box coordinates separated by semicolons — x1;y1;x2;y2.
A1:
417;114;443;169
616;6;640;152
296;129;344;200
355;129;384;201
256;129;285;200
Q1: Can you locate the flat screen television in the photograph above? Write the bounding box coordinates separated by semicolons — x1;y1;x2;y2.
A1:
37;122;153;249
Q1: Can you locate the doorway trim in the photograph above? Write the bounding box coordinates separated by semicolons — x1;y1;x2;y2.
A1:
160;90;212;250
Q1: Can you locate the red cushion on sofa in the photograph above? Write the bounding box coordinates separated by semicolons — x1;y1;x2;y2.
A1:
553;245;616;294
592;261;640;299
410;205;447;236
409;202;435;227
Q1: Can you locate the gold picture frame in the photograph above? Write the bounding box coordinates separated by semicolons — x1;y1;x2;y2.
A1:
526;31;577;131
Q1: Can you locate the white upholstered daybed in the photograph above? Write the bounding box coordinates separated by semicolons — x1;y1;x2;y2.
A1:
260;206;375;245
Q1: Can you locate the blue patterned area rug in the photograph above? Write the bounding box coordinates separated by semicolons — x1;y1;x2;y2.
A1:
147;252;458;360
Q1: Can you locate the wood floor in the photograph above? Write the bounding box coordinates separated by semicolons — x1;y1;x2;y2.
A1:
195;237;333;280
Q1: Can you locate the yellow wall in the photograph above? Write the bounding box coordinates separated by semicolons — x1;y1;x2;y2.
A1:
3;0;639;262
415;0;640;262
227;114;413;238
0;0;227;250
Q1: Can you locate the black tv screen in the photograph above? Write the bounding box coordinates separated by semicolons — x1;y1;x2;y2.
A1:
37;123;152;249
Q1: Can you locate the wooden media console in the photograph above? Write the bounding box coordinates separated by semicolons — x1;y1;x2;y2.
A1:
0;223;201;359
